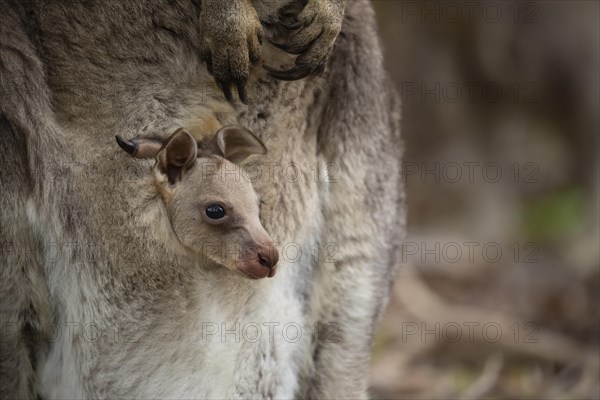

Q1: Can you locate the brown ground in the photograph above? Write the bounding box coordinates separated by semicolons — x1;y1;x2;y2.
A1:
369;1;599;398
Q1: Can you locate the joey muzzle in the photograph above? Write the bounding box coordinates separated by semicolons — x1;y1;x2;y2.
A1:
237;243;279;279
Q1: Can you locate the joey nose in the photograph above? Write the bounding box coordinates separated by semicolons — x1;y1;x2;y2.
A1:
257;245;279;270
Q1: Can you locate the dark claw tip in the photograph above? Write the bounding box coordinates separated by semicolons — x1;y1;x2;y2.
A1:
219;83;234;103
236;82;249;105
115;135;136;155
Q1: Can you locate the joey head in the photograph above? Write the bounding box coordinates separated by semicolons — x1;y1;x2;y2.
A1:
116;127;279;279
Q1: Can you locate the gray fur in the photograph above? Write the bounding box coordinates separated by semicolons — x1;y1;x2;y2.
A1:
0;0;404;398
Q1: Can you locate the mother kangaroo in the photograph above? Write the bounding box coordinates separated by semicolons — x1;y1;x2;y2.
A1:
0;0;404;398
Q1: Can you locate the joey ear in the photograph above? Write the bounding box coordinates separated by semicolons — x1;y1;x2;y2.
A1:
116;135;163;159
213;126;267;164
157;129;198;185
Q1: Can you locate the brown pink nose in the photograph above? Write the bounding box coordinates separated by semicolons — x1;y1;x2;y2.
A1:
258;244;279;270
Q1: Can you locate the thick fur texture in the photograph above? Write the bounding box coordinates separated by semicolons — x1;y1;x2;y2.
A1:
0;0;404;398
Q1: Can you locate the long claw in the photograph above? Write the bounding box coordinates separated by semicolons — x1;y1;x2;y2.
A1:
220;83;234;103
236;81;248;104
257;30;264;46
263;65;313;81
269;28;323;56
310;61;326;77
116;135;137;156
269;40;306;55
201;47;214;76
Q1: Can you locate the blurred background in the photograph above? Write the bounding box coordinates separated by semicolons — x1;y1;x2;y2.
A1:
370;1;599;398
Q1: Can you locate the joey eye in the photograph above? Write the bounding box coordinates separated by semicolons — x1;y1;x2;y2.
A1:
205;204;226;220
